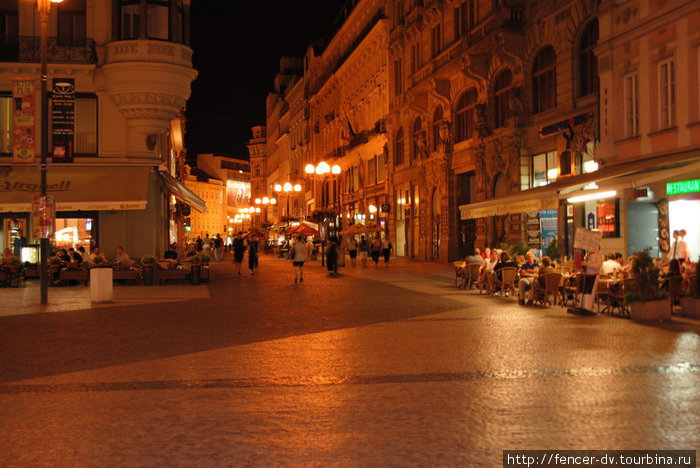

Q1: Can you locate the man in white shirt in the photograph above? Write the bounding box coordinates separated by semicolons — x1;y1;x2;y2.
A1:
600;254;621;276
670;230;689;264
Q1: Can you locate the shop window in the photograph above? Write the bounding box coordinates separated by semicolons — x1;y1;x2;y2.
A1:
578;20;598;98
394;127;405;166
532;46;557;114
596;199;619;238
623;72;639;138
432;105;443;151
49;95;98;156
531;151;558;188
493;69;512;129
658;58;675;130
454;88;477;142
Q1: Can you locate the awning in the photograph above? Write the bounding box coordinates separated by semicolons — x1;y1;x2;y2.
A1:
459;149;700;220
0;165;150;212
158;171;206;213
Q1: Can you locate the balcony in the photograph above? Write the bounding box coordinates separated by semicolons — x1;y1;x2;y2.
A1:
0;36;97;64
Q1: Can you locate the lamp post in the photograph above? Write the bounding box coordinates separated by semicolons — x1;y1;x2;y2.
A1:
305;162;342;266
38;0;63;305
273;182;302;228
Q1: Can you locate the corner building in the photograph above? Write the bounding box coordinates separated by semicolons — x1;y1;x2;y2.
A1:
0;0;200;259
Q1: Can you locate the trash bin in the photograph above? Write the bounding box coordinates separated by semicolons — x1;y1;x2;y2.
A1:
90;267;113;303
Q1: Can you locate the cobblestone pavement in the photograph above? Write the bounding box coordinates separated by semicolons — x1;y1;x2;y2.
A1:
1;255;699;466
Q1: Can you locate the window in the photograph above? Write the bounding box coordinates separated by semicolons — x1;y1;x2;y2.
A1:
578;20;598;97
454;88;477;142
493;69;512;129
120;0;140;39
394;127;405;166
394;59;403;95
411;42;421;75
658;59;675;130
120;0;171;41
49;95;98;156
367;157;377;186
255;164;261;176
57;0;86;47
394;0;404;27
430;24;442;57
146;0;169;40
0;0;18;60
531;151;558;188
453;1;468;39
623;72;638;138
532;46;557;113
377;153;386;182
432;105;443;151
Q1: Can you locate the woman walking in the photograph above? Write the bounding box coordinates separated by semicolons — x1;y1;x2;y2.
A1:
248;237;259;276
381;235;393;267
232;231;245;275
290;235;307;283
347;235;358;268
359;235;369;269
370;234;381;269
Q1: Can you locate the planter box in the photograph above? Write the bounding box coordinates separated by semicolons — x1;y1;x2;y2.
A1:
112;269;142;283
629;299;670;322
156;269;188;284
680;297;700;319
60;269;89;286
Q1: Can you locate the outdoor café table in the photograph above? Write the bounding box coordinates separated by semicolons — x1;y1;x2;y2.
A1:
597;277;621;314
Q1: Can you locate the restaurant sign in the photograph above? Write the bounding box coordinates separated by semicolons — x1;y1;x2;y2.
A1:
11;78;37;164
667;179;700;195
51;78;75;163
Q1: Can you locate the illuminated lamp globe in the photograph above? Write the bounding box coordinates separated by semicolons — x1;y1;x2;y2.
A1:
255;207;261;213
331;164;341;175
262;197;269;204
274;184;282;192
317;161;330;175
305;164;315;174
369;204;377;214
270;198;277;204
255;198;261;205
283;182;292;192
293;183;302;192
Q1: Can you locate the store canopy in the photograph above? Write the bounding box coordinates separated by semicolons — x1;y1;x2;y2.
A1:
0;165;150;212
459;149;700;220
158;171;206;213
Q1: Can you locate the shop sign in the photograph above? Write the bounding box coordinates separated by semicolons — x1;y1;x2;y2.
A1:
51;78;75;163
667;179;700;195
381;203;390;213
31;196;55;239
538;112;593;138
11;78;36;164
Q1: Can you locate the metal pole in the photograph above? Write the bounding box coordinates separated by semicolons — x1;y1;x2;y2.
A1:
39;1;49;305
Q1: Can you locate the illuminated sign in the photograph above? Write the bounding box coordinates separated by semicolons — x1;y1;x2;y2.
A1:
667;179;700;195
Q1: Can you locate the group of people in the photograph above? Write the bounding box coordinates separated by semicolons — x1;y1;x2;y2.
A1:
192;234;225;262
231;231;259;276
51;245;135;268
345;234;393;269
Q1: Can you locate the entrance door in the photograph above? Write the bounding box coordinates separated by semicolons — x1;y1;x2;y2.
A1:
627;202;658;257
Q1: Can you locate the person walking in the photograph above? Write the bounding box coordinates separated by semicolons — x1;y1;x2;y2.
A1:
370;234;381;269
232;231;245;275
326;237;339;276
381;235;393;267
248;237;259;276
290;235;308;283
213;234;223;261
347;235;358;268
359;235;369;269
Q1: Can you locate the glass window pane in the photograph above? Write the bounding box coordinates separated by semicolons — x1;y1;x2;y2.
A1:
147;4;169;40
533;153;546;187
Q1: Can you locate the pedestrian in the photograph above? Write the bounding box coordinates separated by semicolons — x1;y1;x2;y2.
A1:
381;235;393;267
326;236;339;276
232;231;245;275
195;236;202;252
203;234;211;255
370;234;381;269
248;237;259;276
213;234;223;261
359;235;369;268
290;235;307;283
347;235;358;268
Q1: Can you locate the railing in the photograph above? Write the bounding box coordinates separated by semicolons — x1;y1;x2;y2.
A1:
1;36;98;64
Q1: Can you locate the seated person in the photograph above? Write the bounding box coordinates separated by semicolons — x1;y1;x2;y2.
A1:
661;258;682;289
1;247;17;264
78;246;89;263
479;250;500;292
88;247;107;265
56;248;71;263
68;247;83;263
517;252;540;305
114;246;135;267
528;256;556;304
600;254;622;277
466;248;485;265
164;244;178;260
490;252;519;292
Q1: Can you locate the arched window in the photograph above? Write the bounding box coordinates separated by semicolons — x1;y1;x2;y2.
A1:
454;88;477;142
432;106;443;151
493;69;512;129
579;20;598;97
412;117;423;160
394;127;405;166
532;46;557;113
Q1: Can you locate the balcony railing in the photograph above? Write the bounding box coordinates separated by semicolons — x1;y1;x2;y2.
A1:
0;36;97;64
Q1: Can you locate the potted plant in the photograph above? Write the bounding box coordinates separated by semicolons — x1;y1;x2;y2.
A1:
624;248;669;321
141;255;156;286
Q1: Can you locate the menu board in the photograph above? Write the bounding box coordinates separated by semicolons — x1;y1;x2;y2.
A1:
526;212;541;248
573;227;602;252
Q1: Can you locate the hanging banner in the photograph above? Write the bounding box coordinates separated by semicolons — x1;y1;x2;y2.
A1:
11;78;37;164
51;78;75;163
540;209;558;250
31;195;56;239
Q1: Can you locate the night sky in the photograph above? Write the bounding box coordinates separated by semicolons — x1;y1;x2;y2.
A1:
185;0;348;163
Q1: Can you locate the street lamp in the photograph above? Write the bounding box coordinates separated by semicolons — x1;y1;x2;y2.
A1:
38;0;63;305
254;195;277;228
274;182;302;227
305;162;343;266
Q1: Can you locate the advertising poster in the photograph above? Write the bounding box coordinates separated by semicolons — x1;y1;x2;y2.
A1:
540;209;558;250
51;78;75;163
11;78;37;164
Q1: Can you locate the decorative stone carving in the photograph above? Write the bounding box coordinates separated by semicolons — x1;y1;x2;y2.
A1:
475;104;488;139
438;119;452;153
462;55;489;93
508;87;525;119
